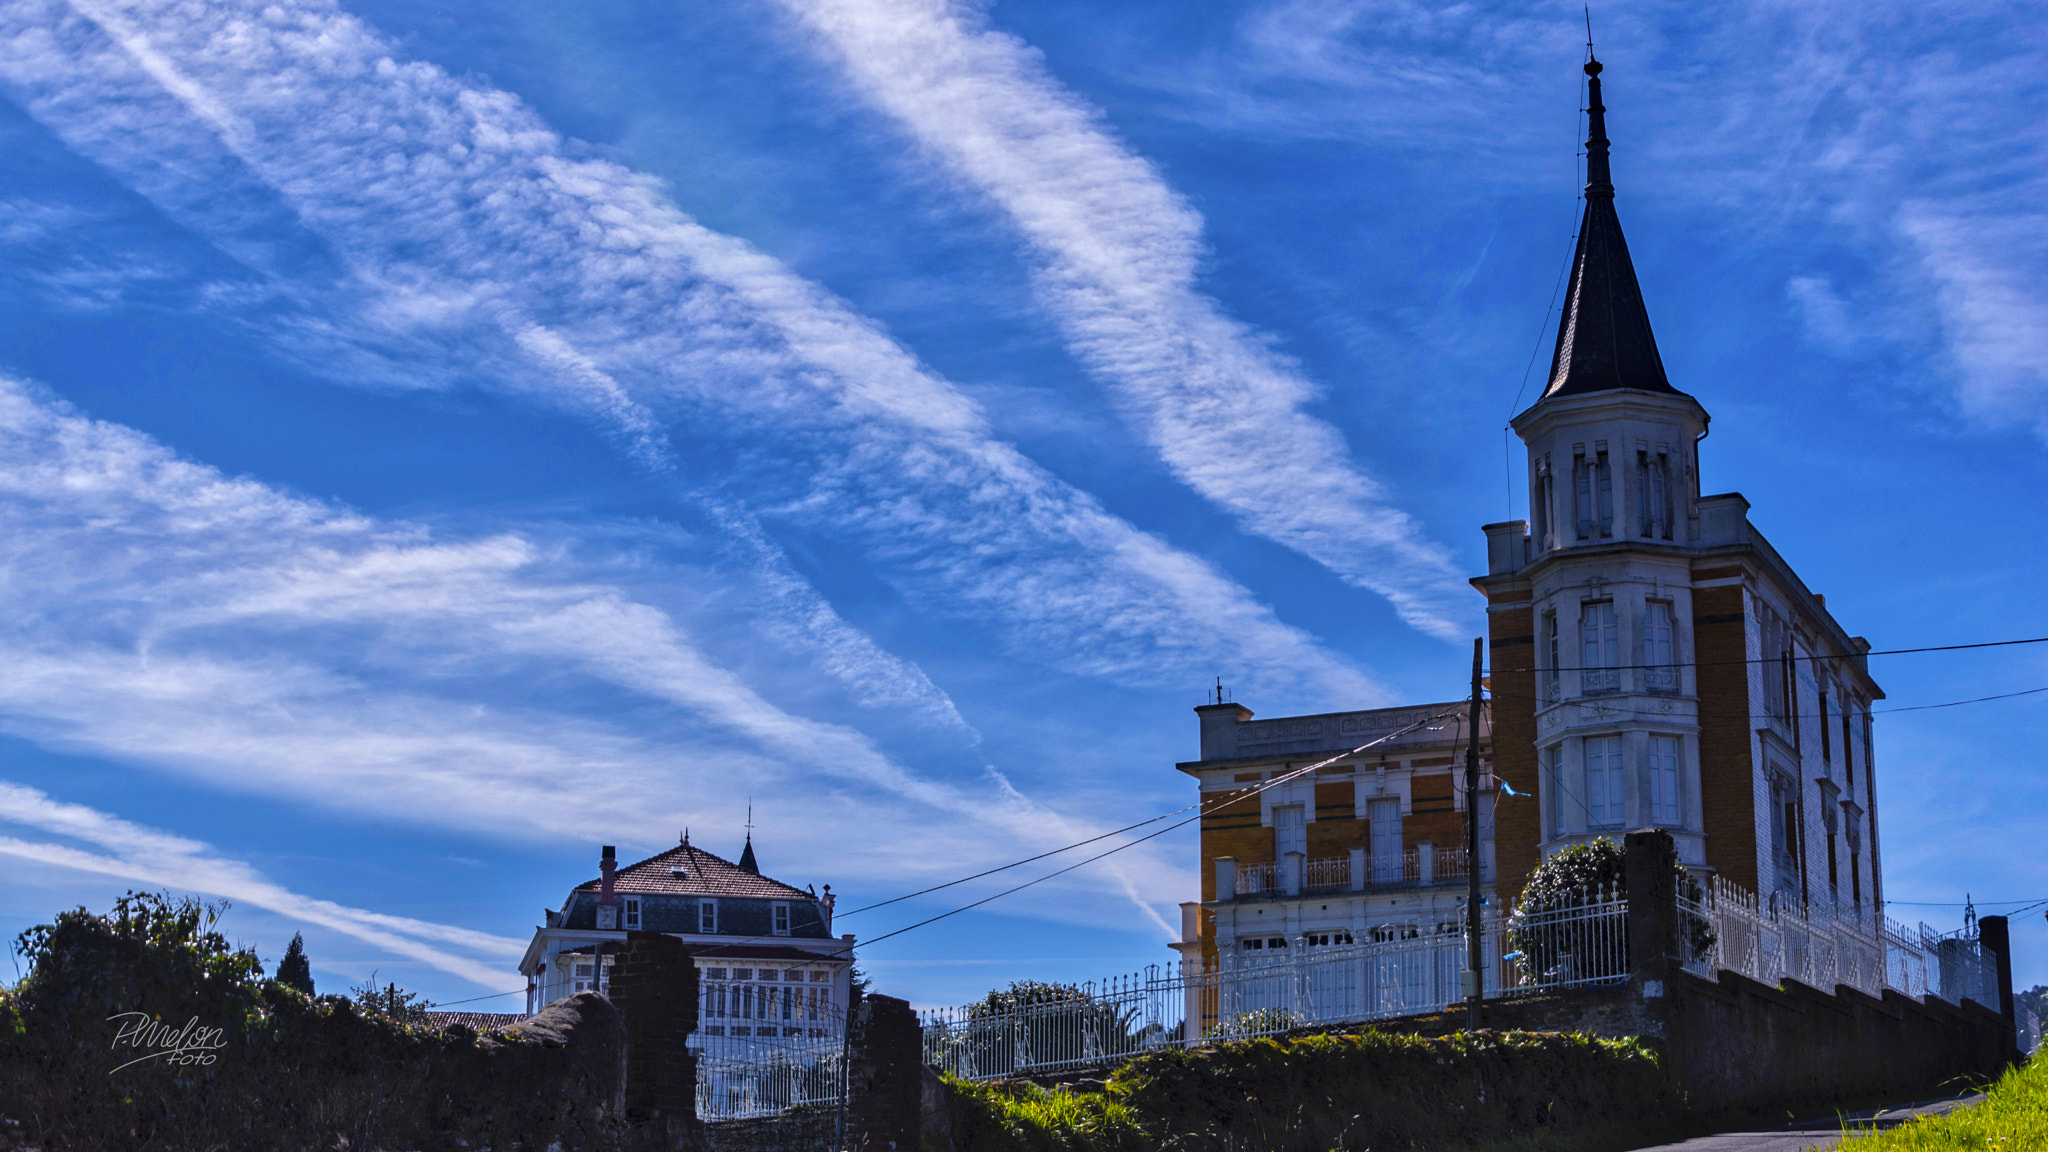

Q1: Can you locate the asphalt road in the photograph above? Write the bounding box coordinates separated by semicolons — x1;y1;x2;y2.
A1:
1623;1091;1986;1152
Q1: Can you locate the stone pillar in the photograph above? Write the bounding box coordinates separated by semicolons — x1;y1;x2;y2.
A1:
843;994;923;1151
1283;851;1304;897
1215;856;1236;902
1624;828;1679;1018
1348;847;1366;892
608;930;699;1152
1417;841;1434;886
1980;915;2016;1029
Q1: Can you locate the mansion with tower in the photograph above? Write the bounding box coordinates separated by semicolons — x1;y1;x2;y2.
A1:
1176;58;1885;973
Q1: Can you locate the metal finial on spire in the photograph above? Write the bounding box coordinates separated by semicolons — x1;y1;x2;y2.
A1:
1534;52;1683;401
1582;57;1611;198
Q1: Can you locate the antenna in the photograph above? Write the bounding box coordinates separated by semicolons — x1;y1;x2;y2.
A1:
1584;4;1594;58
745;800;754;836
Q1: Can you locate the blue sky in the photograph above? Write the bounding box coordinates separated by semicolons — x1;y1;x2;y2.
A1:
0;0;2043;1007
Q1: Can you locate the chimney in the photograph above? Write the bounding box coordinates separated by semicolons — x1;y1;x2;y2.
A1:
599;845;617;905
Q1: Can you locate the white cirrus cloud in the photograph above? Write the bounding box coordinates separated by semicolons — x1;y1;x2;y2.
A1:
0;780;524;988
0;0;1382;708
772;0;1473;640
0;373;1187;934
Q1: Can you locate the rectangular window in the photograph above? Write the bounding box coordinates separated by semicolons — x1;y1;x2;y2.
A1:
1596;450;1614;536
1643;602;1677;693
1819;685;1832;762
1273;803;1307;861
1575;451;1593;539
1586;735;1625;827
1850;853;1861;906
1544;744;1564;837
1842;707;1856;787
1827;831;1838;891
623;896;641;930
1580;601;1620;692
772;902;791;935
1648;735;1681;825
699;900;717;934
1533;458;1552;548
1639;451;1673;539
1543;610;1561;704
1368;797;1402;882
1758;605;1791;725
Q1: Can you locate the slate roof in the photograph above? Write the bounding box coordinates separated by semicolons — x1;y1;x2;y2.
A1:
1542;59;1688;402
574;841;814;900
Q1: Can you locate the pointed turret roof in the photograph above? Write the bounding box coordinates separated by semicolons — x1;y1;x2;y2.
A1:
738;833;759;874
1541;58;1684;400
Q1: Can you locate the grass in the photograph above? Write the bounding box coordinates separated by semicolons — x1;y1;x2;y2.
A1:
1827;1060;2042;1150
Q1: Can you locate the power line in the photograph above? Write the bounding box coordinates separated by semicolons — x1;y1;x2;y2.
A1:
430;988;525;1008
1482;683;2048;721
1485;633;2048;677
653;707;1469;964
826;707;1467;958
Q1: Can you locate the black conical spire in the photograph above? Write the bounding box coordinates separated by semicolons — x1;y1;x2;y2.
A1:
739;802;759;873
1542;58;1681;399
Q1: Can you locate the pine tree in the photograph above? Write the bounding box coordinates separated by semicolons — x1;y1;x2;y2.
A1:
277;932;315;996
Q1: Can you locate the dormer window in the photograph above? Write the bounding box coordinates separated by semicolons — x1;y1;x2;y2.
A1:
623;896;641;930
699;899;717;934
772;902;791;936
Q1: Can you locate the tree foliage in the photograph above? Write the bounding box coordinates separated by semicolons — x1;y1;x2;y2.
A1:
1507;839;1714;987
276;932;314;997
0;891;623;1150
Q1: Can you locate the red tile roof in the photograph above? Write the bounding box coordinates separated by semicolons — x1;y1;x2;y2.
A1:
427;1011;526;1031
575;842;814;900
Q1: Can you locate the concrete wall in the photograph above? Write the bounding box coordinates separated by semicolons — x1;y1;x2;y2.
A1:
1664;968;2011;1114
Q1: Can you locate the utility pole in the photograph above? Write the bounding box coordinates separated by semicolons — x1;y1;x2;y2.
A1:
1464;636;1485;1031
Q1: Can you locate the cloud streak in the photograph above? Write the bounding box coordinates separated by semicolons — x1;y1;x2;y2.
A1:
0;372;1188;933
0;780;523;988
0;0;1381;708
774;0;1473;639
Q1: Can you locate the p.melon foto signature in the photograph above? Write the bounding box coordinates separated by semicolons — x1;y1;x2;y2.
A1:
107;1012;227;1074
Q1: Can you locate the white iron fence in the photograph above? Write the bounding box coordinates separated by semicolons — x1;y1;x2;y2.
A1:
924;880;1998;1083
691;1007;845;1120
1682;878;1996;1010
924;891;1630;1080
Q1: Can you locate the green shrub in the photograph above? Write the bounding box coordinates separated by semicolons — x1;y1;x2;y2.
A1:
934;1027;1677;1152
1508;839;1712;983
941;1077;1148;1152
1109;1027;1672;1152
0;891;619;1151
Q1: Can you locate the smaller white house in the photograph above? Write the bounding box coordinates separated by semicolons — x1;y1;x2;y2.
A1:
519;833;854;1040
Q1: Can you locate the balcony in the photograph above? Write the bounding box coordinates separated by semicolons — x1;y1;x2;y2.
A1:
1232;846;1487;898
